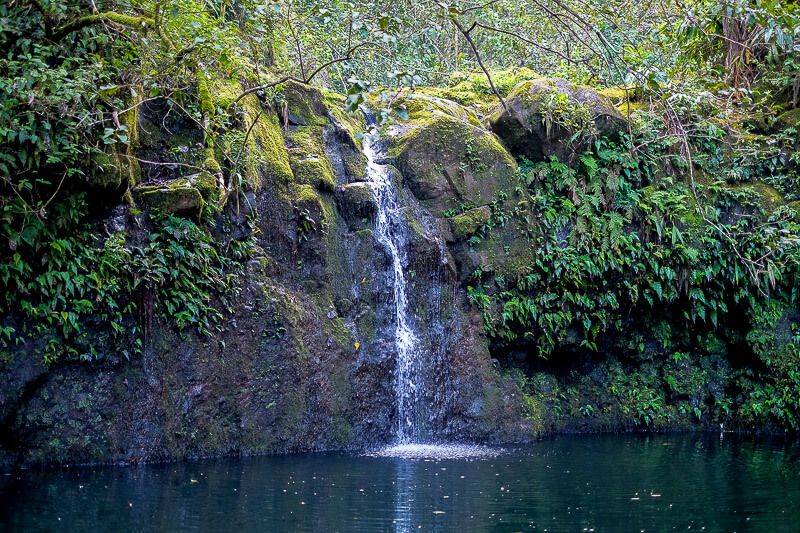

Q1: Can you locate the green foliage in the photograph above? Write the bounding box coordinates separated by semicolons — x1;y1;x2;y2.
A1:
473;126;800;357
1;195;135;363
0;193;251;363
1;1;133;250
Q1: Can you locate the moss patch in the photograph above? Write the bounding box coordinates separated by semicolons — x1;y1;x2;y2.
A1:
731;181;784;212
284;81;329;126
778;108;800;129
218;77;294;191
287;126;336;191
135;174;218;216
449;206;492;241
419;67;541;116
387;110;518;216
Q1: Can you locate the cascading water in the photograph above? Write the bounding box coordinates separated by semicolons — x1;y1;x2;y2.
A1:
361;120;502;460
362;128;423;444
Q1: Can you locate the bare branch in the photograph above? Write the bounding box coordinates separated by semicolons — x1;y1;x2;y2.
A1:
231;42;372;105
436;3;507;111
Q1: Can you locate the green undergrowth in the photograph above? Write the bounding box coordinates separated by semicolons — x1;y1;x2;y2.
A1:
0;194;254;364
467;111;800;429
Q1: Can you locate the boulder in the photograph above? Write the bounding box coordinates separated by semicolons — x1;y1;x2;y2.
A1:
336;182;376;224
448;206;492;242
287;126;337;191
490;78;626;162
383;93;519;217
135;172;219;217
283;81;329;126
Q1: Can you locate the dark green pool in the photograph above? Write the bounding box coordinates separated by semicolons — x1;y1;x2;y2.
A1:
2;434;799;532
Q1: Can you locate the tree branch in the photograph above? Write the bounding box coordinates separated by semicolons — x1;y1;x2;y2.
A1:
51;12;153;41
438;4;507;111
231;42;371;106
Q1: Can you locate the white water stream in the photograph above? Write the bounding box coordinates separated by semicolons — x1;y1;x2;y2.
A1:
362;130;422;443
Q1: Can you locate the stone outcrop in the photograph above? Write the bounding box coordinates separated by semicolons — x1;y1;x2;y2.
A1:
490;78;626;162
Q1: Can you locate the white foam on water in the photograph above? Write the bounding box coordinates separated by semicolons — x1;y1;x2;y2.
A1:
366;443;504;460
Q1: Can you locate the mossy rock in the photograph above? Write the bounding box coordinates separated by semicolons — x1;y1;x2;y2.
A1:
322;89;366;145
447;67;541;98
136;178;206;217
336;182;376;224
778;108;800;129
384;100;519;217
448;206;491;241
598;86;648;115
88;93;142;192
293;183;322;205
732;181;784;213
490;78;626;162
290;155;336;191
747;300;800;374
287;126;336;191
205;76;293;192
208;77;243;109
420;68;541;115
283;81;329;126
391;92;482;128
292;183;326;225
134;97;206;186
91;150;138;191
234;85;294;191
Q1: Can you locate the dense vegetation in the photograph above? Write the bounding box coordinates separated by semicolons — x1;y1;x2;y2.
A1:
1;0;799;435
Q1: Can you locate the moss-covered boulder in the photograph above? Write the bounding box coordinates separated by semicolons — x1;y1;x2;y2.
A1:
287;126;336;191
448;206;491;241
384;96;519;217
283;81;329;126
336;182;376;225
418;68;540;116
490;78;626;162
292;183;326;225
778;108;800;129
135;172;218;217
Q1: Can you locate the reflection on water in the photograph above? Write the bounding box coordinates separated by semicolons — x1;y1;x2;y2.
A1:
1;434;799;532
393;459;413;533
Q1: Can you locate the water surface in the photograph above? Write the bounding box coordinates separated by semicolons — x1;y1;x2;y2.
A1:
2;434;799;532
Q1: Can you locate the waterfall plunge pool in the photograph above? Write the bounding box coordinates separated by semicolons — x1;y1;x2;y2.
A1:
2;433;799;532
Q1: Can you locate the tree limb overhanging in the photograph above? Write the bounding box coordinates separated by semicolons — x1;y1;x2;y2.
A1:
51;12;154;40
231;41;372;105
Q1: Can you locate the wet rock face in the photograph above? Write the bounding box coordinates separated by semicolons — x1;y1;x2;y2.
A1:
1;77;543;469
490;78;626;162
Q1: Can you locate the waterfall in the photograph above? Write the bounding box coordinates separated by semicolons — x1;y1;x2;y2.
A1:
362;128;423;444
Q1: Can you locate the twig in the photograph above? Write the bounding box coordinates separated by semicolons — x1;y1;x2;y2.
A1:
231;42;372;105
435;3;506;111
